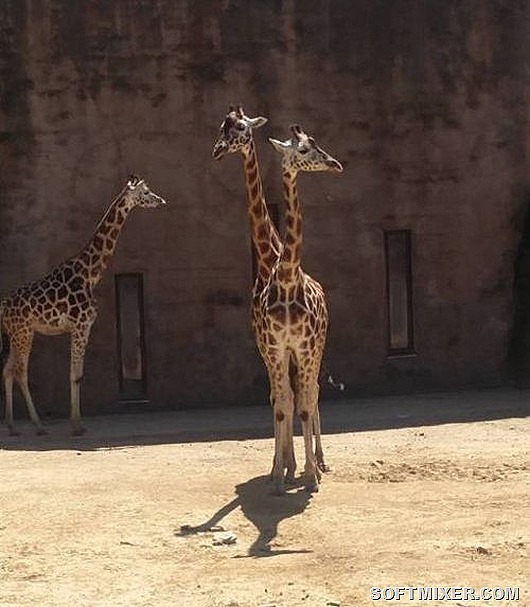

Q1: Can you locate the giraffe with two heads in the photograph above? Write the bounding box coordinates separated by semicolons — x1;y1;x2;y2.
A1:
0;175;166;436
212;107;340;493
262;124;342;493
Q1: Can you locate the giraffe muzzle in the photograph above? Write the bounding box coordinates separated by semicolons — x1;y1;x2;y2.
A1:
212;141;228;160
326;159;343;173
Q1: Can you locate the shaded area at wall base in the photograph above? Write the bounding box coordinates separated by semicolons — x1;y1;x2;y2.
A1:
1;387;528;452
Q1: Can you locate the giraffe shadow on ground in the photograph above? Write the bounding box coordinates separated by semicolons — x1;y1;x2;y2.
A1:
177;474;314;557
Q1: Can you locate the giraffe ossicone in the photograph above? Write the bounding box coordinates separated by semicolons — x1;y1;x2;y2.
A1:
0;176;166;436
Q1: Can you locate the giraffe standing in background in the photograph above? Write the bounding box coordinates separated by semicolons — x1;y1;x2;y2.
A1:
0;175;166;436
262;124;342;493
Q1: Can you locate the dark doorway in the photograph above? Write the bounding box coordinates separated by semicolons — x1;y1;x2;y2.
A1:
115;273;148;402
384;230;414;355
508;196;530;385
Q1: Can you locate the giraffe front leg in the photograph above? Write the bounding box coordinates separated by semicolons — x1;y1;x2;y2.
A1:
69;317;95;437
272;402;295;495
284;406;297;485
297;377;321;493
300;408;319;493
268;354;296;494
271;408;286;495
285;362;299;484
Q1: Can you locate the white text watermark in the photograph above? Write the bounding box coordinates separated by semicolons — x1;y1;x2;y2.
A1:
370;586;520;602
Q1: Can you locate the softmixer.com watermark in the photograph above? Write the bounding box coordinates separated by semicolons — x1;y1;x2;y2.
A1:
370;586;521;602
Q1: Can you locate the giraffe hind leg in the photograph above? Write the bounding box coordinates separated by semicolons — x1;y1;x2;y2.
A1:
7;331;46;435
18;374;48;435
3;349;18;436
313;406;330;473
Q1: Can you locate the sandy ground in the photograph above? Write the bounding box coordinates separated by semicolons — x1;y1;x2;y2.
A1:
0;389;529;607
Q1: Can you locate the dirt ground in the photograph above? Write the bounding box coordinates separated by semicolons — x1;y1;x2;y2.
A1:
0;389;528;607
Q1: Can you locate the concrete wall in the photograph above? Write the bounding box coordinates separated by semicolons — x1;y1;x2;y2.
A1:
1;1;529;416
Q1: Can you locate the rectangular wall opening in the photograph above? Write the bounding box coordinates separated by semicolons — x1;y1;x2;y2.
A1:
384;230;414;355
115;273;148;402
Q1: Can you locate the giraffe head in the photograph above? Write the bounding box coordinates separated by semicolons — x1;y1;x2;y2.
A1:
212;105;268;160
125;175;166;208
269;125;343;174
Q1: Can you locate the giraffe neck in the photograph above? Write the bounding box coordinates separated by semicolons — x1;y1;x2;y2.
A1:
277;169;302;284
242;139;282;288
77;189;134;288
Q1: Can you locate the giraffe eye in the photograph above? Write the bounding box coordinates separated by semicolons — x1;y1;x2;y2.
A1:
236;123;245;131
299;148;309;154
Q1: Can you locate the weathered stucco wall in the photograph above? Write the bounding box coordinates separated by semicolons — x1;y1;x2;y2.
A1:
1;1;530;415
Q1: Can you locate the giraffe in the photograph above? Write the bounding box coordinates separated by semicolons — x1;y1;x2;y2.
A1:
0;175;166;436
261;124;342;493
212;108;338;493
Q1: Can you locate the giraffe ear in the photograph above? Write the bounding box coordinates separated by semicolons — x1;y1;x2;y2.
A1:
269;137;291;154
246;116;268;129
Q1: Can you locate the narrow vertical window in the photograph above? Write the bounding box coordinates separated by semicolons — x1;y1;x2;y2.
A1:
384;230;414;354
115;273;147;401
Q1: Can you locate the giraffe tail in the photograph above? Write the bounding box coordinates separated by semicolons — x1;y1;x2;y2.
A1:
319;362;345;391
0;301;4;360
0;300;7;359
0;300;4;354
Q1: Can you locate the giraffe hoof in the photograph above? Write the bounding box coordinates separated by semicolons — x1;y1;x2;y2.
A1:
303;474;320;493
272;481;286;496
71;426;87;437
318;462;331;473
285;473;297;486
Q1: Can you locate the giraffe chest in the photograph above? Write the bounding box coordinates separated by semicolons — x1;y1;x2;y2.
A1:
252;279;328;349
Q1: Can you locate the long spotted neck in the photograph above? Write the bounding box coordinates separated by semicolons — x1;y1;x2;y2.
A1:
242;139;282;289
277;169;303;284
77;189;134;288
